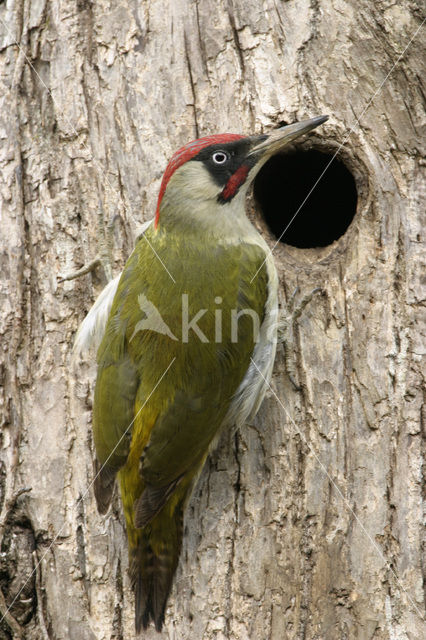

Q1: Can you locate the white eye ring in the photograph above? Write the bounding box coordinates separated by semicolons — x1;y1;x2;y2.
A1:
212;151;228;165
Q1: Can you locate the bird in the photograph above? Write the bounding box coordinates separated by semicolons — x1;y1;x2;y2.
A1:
74;115;328;633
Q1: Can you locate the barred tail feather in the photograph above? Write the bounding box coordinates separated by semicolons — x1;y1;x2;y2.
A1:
131;502;184;633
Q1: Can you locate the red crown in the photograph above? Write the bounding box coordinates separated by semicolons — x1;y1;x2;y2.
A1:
155;134;243;227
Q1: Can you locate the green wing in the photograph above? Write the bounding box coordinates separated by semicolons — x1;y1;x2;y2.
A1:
129;231;269;525
92;250;141;512
92;227;269;517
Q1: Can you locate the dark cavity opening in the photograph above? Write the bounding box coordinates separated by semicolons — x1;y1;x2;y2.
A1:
253;150;357;248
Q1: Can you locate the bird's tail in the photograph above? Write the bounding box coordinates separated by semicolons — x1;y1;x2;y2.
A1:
130;497;185;633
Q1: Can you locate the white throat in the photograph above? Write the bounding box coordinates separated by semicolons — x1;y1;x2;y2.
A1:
158;162;258;243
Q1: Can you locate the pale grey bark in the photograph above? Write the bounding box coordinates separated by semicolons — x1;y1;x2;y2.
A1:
0;1;424;639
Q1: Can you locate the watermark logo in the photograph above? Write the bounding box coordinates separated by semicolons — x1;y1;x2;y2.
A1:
130;293;263;344
130;294;178;341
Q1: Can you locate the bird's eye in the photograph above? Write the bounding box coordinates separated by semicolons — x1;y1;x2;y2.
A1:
212;151;229;165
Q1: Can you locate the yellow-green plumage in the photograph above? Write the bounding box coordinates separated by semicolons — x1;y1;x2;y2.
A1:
87;118;327;632
93;224;268;631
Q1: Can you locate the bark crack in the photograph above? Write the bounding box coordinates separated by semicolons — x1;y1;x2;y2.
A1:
194;0;209;78
32;551;50;640
0;587;24;639
184;31;200;139
225;432;241;638
226;2;245;77
1;0;30;586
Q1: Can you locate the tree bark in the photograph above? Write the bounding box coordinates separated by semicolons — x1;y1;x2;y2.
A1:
0;1;424;639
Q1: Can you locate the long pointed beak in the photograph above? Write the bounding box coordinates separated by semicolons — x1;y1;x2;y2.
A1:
249;115;328;159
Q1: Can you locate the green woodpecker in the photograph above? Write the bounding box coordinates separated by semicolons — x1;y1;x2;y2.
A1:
75;115;327;632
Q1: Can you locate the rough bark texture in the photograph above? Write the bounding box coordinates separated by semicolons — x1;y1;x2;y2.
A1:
0;1;425;639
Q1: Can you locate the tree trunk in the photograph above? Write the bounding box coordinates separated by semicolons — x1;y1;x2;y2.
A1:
0;1;424;639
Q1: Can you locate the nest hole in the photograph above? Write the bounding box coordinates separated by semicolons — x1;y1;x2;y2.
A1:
253;149;357;248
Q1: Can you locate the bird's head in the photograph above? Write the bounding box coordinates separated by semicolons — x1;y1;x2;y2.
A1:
155;116;328;235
